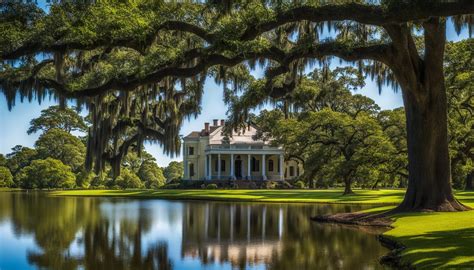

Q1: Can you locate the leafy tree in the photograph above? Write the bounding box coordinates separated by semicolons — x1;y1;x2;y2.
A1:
114;168;143;189
35;128;86;171
0;154;6;167
266;109;393;194
138;162;166;189
377;108;408;188
0;166;14;187
6;145;37;177
28;105;87;134
445;39;474;190
1;1;472;211
163;161;184;183
16;158;76;189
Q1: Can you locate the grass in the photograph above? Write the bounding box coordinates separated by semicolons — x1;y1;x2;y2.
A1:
43;189;474;268
52;188;409;204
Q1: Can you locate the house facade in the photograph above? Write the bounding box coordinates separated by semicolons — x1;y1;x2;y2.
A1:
183;119;302;181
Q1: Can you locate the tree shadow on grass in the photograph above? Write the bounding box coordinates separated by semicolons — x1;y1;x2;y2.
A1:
395;227;474;269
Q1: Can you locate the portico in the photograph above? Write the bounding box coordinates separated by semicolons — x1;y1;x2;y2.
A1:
204;147;285;181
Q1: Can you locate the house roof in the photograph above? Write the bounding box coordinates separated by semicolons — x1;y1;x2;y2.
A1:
184;131;200;139
184;123;270;145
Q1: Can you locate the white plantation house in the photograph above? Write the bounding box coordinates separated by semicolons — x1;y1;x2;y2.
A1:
183;119;303;181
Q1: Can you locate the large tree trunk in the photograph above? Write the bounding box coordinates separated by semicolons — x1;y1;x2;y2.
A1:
389;19;469;212
343;177;353;195
396;85;467;211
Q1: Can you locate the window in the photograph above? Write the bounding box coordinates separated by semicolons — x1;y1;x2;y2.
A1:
189;163;195;177
289;166;295;177
221;160;226;172
268;159;274;172
188;146;194;156
251;157;259;172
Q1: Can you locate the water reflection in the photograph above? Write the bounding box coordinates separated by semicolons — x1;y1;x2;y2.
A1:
0;192;389;270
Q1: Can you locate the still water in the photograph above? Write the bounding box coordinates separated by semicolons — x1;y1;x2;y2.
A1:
0;192;389;270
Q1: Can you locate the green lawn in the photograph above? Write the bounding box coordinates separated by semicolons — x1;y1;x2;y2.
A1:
52;188;474;269
53;188;409;204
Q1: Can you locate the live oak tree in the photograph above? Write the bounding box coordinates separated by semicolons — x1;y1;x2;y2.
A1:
16;157;76;189
444;39;474;190
35;128;86;171
0;166;14;188
27;105;87;135
377;108;408;188
1;1;473;211
5;145;37;178
163;161;184;183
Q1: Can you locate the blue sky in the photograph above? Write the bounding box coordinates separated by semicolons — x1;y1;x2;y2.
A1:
0;20;469;166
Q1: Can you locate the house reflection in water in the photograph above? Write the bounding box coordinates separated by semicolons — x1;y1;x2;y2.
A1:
181;203;286;267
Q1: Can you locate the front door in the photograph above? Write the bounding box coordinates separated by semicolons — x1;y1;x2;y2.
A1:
235;160;242;179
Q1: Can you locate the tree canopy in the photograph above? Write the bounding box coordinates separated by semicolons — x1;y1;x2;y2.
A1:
16;158;76;189
27;105;87;134
1;0;473;211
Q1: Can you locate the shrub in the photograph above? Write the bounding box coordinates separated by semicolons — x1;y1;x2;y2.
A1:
206;184;218;189
0;166;14;187
278;180;293;189
162;183;180;189
16;158;76;189
114;169;143;189
294;180;306;189
265;181;277;189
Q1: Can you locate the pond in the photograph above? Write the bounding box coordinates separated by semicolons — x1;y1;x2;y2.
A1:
0;191;390;270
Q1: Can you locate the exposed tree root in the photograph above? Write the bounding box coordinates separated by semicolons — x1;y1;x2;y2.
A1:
378;235;414;270
311;211;393;227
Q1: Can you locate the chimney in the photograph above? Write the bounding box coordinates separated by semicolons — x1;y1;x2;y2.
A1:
204;122;210;133
220;119;225;126
213;119;218;126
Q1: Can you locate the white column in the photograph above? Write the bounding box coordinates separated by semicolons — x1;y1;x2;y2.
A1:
247;154;251;180
184;160;188;179
230;153;235;180
217;153;221;180
262;154;267;180
208;154;212;180
279;154;284;180
205;154;208;180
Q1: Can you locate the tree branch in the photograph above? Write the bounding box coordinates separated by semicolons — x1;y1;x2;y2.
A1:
241;1;474;40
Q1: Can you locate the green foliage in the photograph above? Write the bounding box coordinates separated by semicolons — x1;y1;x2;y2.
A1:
255;69;394;193
35;128;86;171
138;162;166;189
28;105;87;134
206;183;218;189
75;169;95;189
294;180;306;189
163;161;184;182
445;39;474;189
114;168;143;189
161;183;180;189
16;158;76;189
264;181;277;189
0;166;14;187
6;145;37;177
0;154;6;167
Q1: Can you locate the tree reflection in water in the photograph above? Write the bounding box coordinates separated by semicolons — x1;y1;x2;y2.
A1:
0;192;387;270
